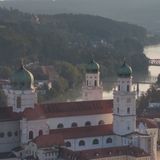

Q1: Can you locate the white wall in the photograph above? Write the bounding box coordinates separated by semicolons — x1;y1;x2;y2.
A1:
64;135;119;151
113;76;136;136
20;118;49;144
4;89;37;112
0;120;20;153
21;113;112;144
82;72;103;101
47;113;113;129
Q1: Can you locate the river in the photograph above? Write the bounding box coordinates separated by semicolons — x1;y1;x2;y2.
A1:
69;44;160;101
103;44;160;99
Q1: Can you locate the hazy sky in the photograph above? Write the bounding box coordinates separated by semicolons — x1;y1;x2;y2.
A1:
1;0;160;32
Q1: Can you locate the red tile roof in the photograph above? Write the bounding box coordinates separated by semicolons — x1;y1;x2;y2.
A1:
50;124;113;139
22;100;113;120
61;146;150;160
137;118;158;129
33;134;64;148
32;125;113;148
0;107;21;121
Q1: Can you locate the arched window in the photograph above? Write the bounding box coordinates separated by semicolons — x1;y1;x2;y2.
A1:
65;141;71;147
85;121;91;127
0;132;4;138
39;130;43;136
98;120;105;125
7;132;12;137
71;122;78;128
127;85;130;92
17;96;21;108
94;80;97;86
127;108;130;114
106;138;112;144
79;140;85;146
92;139;99;145
118;85;120;91
57;123;64;129
29;131;33;140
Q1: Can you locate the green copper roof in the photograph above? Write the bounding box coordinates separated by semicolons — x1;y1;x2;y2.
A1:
11;64;34;90
86;59;100;73
118;61;132;78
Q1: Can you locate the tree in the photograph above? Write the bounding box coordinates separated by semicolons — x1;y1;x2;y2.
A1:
0;66;12;79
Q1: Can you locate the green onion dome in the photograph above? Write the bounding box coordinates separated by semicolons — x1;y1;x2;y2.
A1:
11;64;34;90
86;59;100;73
118;61;132;78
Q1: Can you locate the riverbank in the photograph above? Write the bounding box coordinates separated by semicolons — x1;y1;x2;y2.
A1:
42;44;160;102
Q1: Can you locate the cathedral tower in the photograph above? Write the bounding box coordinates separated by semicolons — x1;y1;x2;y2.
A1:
4;62;37;112
113;61;136;135
82;59;103;101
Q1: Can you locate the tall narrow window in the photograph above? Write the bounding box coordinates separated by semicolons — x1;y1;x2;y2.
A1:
94;80;97;86
118;85;120;91
117;107;119;113
127;108;130;114
39;130;43;136
127;85;130;92
17;96;21;108
29;131;33;140
87;80;88;86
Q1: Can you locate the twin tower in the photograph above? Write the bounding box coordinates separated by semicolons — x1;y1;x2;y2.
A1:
3;59;137;138
83;59;136;135
4;59;136;136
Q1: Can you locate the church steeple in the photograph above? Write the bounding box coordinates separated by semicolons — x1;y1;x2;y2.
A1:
118;59;132;78
11;60;34;90
4;60;37;112
82;59;103;101
113;60;136;136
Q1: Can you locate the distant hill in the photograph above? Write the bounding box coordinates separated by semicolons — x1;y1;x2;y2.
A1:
0;0;160;32
0;7;148;77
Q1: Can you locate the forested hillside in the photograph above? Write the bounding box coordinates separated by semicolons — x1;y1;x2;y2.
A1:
0;7;148;73
1;0;160;32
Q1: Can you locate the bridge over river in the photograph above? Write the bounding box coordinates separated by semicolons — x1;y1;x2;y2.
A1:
105;76;157;85
149;59;160;66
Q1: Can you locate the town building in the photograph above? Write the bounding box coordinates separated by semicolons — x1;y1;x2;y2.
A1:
0;60;158;160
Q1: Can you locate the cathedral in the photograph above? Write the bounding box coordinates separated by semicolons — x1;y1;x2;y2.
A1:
0;60;158;160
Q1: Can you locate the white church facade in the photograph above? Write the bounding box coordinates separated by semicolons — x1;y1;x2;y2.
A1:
0;60;158;160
